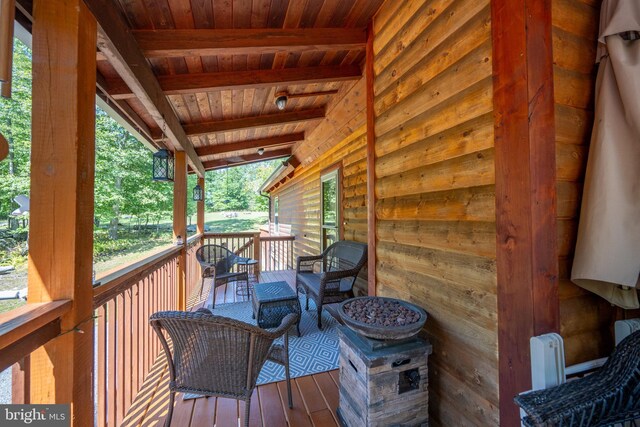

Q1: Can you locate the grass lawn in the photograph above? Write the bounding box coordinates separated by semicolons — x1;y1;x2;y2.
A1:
0;211;269;313
96;211;268;274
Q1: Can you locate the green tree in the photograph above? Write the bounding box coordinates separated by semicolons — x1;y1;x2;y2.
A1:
0;39;32;220
94;109;174;235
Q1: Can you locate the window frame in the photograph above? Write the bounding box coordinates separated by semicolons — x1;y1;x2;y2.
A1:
320;162;343;251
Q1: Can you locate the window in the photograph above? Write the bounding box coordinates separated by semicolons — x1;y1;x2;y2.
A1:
321;168;340;250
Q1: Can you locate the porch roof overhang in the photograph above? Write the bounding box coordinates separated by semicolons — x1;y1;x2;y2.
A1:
13;0;384;177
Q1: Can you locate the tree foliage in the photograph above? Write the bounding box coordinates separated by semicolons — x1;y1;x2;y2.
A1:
0;39;32;219
0;39;280;232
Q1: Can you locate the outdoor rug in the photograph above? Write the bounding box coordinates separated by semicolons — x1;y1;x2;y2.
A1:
183;296;339;400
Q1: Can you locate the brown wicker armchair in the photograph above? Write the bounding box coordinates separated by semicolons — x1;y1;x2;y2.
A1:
196;244;249;308
296;240;367;329
150;310;298;427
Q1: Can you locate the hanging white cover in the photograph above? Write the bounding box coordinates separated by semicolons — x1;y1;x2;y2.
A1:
571;0;640;309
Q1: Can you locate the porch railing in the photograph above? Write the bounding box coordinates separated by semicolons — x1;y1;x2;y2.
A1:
202;232;295;272
260;235;295;270
93;244;182;427
0;231;294;426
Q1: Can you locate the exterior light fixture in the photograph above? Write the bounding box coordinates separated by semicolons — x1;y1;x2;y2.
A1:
257;148;265;155
193;184;203;201
152;149;174;181
153;120;174;181
275;91;288;110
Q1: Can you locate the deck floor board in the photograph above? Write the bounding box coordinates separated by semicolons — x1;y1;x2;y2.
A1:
123;270;340;427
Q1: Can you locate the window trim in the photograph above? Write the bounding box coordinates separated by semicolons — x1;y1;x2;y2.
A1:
320;162;343;250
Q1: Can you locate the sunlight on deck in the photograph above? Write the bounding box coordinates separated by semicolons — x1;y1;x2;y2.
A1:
122;271;341;427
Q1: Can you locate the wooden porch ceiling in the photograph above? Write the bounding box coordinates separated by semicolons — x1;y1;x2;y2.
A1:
45;0;383;173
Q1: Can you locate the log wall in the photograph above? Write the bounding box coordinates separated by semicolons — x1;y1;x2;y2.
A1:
271;124;369;295
372;1;498;425
552;0;614;366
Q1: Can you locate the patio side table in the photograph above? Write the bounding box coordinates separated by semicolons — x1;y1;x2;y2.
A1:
235;258;258;300
252;281;301;336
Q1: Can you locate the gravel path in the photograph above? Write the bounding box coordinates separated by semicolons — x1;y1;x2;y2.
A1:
0;368;11;403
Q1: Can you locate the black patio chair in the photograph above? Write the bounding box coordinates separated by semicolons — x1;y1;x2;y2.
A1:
295;240;367;329
196;244;249;308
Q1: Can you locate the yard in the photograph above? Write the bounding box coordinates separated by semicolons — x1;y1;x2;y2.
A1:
0;210;268;314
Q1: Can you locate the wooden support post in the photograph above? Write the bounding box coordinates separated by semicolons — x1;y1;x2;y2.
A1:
196;176;205;235
0;0;15;83
174;151;187;311
28;0;96;422
365;24;376;297
492;0;559;424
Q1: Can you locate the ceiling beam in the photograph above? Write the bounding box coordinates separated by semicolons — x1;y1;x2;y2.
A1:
184;108;325;137
195;133;304;157
202;148;292;171
133;28;367;58
83;0;205;177
106;65;361;99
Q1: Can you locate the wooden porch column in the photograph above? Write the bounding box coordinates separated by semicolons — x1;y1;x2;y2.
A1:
28;0;96;423
196;176;205;235
173;151;187;311
365;24;376;297
492;0;559;424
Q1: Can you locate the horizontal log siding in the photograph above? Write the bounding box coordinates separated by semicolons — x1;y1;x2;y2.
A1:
552;0;615;365
271;126;369;296
373;1;497;426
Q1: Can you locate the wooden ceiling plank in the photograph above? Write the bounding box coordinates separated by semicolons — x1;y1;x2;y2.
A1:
184;107;325;136
195;132;304;156
84;0;205;177
202;147;292;171
132;28;367;57
107;64;361;98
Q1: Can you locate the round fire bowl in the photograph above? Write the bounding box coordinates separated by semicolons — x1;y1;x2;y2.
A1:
338;297;427;340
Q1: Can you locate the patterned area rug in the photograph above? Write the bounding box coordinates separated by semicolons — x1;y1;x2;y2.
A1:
183;297;339;400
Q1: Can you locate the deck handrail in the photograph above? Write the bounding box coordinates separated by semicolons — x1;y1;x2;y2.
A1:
187;233;203;246
93;244;182;309
0;300;72;371
261;235;295;241
203;231;258;238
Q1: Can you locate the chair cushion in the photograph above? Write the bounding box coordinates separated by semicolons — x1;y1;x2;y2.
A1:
297;272;353;295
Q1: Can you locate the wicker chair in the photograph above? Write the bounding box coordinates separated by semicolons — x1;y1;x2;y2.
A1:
196;244;249;308
514;330;640;427
296;240;367;329
150;310;299;427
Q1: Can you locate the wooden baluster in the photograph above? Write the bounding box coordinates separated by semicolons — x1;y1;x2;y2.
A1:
116;294;125;425
107;299;117;427
253;233;260;278
125;292;133;413
132;284;139;400
97;306;106;426
143;277;149;380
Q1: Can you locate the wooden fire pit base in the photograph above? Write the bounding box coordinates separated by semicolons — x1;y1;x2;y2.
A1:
337;326;432;427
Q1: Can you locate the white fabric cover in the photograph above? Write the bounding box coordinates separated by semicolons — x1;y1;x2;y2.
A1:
571;0;640;309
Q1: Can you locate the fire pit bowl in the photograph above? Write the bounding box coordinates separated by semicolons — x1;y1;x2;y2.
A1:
338;297;427;340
